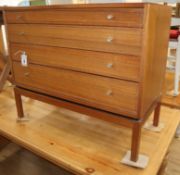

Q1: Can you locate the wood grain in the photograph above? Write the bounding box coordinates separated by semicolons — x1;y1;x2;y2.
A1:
5;8;144;28
14;86;135;128
139;4;171;118
11;43;140;81
0;54;5;70
13;62;139;118
4;3;171;162
3;3;145;11
0;61;11;91
8;24;142;55
0;87;179;175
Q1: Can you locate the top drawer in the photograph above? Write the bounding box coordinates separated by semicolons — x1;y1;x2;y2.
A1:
5;8;144;28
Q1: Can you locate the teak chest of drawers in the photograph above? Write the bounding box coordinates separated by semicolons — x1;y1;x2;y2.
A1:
3;3;171;163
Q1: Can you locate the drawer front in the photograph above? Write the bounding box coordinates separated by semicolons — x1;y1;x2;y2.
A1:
13;62;139;118
5;8;144;28
11;43;140;81
8;24;142;56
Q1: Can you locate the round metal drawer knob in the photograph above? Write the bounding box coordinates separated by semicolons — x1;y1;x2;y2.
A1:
107;36;113;43
106;90;113;96
107;14;114;20
16;15;22;20
106;63;114;68
24;72;30;77
18;32;25;36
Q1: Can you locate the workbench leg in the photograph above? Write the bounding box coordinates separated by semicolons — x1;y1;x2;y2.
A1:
153;103;161;127
14;88;24;119
131;123;141;162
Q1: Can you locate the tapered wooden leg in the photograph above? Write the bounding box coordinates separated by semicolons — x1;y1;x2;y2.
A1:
14;88;24;118
153;103;161;127
131;123;141;162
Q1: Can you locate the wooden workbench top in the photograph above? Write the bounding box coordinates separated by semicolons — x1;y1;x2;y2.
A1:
0;87;179;175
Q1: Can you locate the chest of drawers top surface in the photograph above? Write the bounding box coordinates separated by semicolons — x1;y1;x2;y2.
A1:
4;3;171;119
4;3;144;27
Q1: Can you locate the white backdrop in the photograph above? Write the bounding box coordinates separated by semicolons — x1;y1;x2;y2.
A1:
46;0;143;5
0;0;178;6
0;0;125;6
0;0;22;6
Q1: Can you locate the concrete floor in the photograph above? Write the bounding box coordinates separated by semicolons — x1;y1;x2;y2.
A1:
0;144;73;175
0;138;180;175
166;138;180;175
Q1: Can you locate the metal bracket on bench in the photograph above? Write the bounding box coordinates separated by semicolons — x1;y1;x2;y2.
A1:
16;116;30;123
144;121;165;132
121;151;149;169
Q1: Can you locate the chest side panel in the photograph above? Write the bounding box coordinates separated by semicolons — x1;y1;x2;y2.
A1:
139;4;171;117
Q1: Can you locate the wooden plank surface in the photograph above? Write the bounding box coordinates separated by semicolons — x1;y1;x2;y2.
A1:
0;87;179;175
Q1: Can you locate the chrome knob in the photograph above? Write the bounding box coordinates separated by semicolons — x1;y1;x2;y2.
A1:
107;14;114;20
107;36;113;43
106;90;113;96
106;63;114;68
24;72;29;77
16;15;22;20
18;32;25;36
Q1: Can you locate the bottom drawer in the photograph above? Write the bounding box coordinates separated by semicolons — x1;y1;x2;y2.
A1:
13;62;139;118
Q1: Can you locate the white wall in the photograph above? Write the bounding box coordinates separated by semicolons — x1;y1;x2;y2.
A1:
0;0;23;6
88;0;125;3
46;0;143;4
